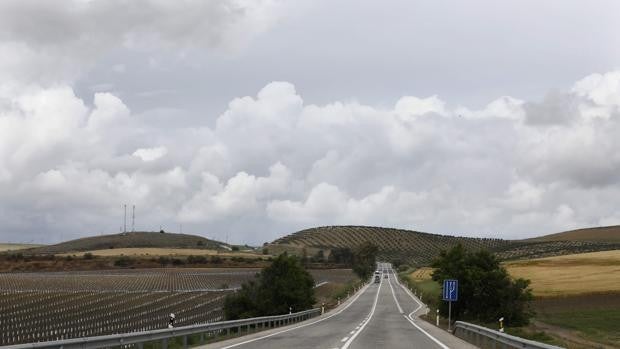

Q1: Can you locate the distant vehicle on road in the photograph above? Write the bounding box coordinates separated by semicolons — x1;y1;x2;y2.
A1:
383;273;388;279
374;274;380;283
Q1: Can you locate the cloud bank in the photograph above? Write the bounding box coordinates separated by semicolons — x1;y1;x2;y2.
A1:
1;72;620;244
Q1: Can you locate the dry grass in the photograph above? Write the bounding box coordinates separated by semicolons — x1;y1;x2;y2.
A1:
58;247;267;258
409;267;434;280
505;250;620;297
0;243;43;252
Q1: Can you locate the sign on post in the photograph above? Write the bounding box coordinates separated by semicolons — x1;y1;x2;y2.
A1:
442;279;458;332
442;279;458;301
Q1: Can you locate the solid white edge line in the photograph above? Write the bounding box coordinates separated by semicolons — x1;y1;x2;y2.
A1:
340;278;382;349
386;275;403;314
219;281;372;349
394;274;450;349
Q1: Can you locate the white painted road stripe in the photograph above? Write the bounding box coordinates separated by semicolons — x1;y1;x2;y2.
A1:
387;275;404;314
340;278;383;349
394;273;450;349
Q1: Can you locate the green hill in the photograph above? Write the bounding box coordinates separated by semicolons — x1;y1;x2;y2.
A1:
268;225;620;266
21;231;228;255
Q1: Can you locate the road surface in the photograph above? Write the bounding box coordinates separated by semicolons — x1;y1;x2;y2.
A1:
201;263;477;349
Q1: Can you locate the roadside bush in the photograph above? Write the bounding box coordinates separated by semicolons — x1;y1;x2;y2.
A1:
224;253;315;319
114;256;134;267
158;256;170;266
187;255;208;264
431;244;533;325
231;246;240;251
210;255;223;264
171;258;185;266
83;252;94;260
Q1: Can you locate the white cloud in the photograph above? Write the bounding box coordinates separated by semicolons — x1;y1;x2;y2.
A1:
2;70;620;243
133;147;168;162
0;0;285;86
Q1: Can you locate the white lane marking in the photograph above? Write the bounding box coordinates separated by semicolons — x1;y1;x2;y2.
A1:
387;274;404;314
340;279;382;349
349;330;355;334
219;282;371;349
341;337;349;342
402;315;450;349
393;274;450;349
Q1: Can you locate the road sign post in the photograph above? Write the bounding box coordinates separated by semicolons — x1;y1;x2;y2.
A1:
442;279;458;331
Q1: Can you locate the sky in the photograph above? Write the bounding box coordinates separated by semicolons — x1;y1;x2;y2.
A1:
1;0;619;245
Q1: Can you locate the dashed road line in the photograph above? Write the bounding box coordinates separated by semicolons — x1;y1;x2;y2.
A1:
340;278;382;349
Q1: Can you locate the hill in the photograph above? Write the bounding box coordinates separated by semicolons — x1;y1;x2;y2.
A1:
21;231;228;255
268;225;620;266
529;225;620;243
268;226;513;266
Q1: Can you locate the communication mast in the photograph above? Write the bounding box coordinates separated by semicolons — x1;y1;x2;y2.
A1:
123;204;127;233
132;205;135;232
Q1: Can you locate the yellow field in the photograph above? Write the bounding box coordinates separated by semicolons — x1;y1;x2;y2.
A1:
59;247;267;258
505;250;620;297
409;267;434;280
0;243;43;252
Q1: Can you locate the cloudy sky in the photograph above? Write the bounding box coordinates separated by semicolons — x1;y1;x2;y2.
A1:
1;0;619;245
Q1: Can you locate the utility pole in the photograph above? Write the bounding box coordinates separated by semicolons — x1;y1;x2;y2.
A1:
132;205;135;232
123;204;127;233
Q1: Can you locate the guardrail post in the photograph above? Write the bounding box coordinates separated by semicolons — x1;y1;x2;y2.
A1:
183;335;187;349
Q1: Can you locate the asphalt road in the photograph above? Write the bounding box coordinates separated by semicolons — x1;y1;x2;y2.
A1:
202;263;477;349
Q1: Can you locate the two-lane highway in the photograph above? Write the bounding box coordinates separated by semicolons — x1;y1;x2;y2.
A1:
202;262;475;349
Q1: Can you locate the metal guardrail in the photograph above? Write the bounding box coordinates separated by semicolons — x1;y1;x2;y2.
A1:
454;321;565;349
1;308;321;349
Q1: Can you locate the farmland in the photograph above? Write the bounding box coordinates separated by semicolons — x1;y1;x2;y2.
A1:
0;268;356;345
403;251;620;347
0;244;44;252
57;248;267;258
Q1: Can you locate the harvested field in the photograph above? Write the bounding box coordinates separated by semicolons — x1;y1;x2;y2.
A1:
505;250;620;297
409;267;434;280
0;243;43;252
58;247;266;258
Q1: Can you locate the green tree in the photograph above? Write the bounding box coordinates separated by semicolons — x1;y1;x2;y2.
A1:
431;245;533;325
352;241;378;279
328;247;353;265
224;253;316;320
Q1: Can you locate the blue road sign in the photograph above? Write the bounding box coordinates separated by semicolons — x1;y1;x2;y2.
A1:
443;279;458;301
